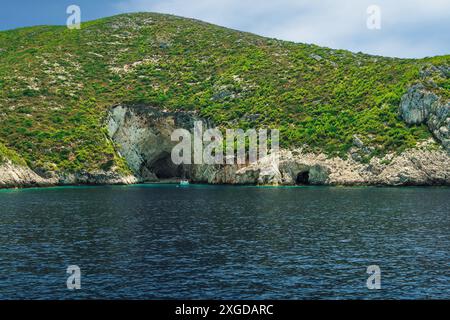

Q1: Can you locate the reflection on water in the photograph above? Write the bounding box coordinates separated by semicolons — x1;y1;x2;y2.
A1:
0;185;449;299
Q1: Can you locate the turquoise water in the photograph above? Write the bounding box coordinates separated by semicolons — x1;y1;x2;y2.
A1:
0;185;449;299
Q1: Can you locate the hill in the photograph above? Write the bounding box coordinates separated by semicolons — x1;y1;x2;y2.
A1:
0;13;448;186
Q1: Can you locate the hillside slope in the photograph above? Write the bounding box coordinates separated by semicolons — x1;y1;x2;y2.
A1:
0;13;448;186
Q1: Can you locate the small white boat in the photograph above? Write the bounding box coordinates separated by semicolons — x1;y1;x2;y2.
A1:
179;180;190;186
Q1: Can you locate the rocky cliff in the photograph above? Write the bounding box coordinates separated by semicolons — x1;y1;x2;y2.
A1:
400;64;450;151
1;99;449;188
104;104;450;187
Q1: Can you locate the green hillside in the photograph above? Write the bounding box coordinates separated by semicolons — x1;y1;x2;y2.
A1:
0;13;448;173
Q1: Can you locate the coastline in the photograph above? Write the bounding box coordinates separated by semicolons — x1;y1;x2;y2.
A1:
2;140;449;190
0;174;450;192
1;178;450;191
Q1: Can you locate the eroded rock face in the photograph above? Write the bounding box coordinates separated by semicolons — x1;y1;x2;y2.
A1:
400;84;439;124
0;162;51;188
399;65;450;151
107;105;331;185
107;105;450;186
108;104;210;181
0;161;137;189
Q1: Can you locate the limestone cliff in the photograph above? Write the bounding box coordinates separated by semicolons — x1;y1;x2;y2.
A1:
400;64;450;151
105;104;450;186
0;162;137;188
2;91;449;189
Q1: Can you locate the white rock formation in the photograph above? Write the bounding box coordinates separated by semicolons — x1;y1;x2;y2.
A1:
106;105;450;186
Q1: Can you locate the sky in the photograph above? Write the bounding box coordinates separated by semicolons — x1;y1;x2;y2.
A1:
0;0;449;58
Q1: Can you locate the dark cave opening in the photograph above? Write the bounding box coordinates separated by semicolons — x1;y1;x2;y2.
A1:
296;171;310;185
145;152;188;180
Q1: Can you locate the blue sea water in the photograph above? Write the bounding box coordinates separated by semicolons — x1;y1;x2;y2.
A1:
0;184;448;299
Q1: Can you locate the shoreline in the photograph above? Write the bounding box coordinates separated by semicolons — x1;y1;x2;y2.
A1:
2;145;449;189
1;180;450;192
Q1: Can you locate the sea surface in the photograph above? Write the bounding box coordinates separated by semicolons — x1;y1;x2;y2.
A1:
0;184;448;299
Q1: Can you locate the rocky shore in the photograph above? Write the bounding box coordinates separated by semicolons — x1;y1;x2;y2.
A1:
2;64;449;189
1;143;449;189
2;105;448;189
0;161;137;189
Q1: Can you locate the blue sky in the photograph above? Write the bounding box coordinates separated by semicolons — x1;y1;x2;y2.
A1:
0;0;449;58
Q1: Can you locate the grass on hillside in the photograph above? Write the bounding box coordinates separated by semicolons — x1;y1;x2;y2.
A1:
0;13;448;173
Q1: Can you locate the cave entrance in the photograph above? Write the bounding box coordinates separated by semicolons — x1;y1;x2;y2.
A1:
146;152;187;180
296;171;310;185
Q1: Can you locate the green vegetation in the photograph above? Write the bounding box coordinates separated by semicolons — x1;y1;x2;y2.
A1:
0;13;448;173
0;142;26;165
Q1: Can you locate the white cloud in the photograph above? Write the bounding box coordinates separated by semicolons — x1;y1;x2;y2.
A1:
114;0;450;58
